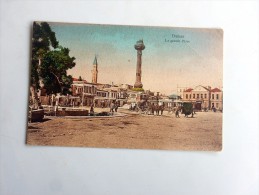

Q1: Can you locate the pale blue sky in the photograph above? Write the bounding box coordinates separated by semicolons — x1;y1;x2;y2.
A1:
49;22;223;94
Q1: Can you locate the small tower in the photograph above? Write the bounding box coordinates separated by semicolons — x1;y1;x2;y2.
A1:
91;55;98;83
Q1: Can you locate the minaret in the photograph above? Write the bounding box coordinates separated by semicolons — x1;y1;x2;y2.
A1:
91;55;98;83
134;39;145;88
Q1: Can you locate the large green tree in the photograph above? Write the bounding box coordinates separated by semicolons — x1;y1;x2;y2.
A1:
30;22;59;108
40;47;75;95
30;22;75;108
31;22;59;90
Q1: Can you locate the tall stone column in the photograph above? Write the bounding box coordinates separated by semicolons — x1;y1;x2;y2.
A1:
134;40;145;88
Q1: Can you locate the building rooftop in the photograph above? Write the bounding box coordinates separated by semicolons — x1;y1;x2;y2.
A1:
184;88;193;92
211;88;222;92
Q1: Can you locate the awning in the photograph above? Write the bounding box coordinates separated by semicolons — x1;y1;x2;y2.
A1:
168;94;180;99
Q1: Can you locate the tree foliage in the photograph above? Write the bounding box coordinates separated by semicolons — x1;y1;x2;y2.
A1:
30;22;76;95
132;87;144;92
31;22;59;89
40;47;76;95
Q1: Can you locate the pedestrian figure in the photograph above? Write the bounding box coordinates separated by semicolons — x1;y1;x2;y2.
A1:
90;104;94;116
155;104;159;115
115;102;118;112
175;108;180;118
151;103;155;115
160;103;164;115
110;102;115;114
132;102;136;111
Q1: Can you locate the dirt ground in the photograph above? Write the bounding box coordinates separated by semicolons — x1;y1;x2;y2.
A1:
26;109;222;151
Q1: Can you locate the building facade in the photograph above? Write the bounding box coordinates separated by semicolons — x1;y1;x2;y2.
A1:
210;88;223;111
177;86;189;99
71;81;97;106
182;85;222;111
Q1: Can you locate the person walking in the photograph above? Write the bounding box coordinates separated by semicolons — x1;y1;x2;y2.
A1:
155;104;159;116
115;102;118;112
110;101;115;115
151;103;155;115
175;107;180;118
90;103;94;116
160;104;164;115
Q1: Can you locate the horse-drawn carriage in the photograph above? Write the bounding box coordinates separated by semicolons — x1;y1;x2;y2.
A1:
135;100;165;115
181;102;194;117
129;100;149;113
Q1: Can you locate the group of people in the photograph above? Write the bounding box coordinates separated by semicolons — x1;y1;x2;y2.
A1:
149;103;165;116
129;101;185;118
88;101;119;116
89;101;188;118
129;101;166;116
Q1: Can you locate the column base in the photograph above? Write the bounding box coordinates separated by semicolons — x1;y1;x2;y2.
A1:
134;82;143;88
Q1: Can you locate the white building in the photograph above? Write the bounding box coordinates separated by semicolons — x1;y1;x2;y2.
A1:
210;88;223;111
182;85;223;111
182;85;211;110
71;81;97;106
177;86;189;99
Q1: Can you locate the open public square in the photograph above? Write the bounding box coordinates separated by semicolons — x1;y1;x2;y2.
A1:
27;109;222;151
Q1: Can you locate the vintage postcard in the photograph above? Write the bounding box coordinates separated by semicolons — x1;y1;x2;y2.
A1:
27;22;223;151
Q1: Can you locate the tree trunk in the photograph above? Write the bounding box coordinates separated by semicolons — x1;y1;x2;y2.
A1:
30;85;39;109
30;57;42;109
